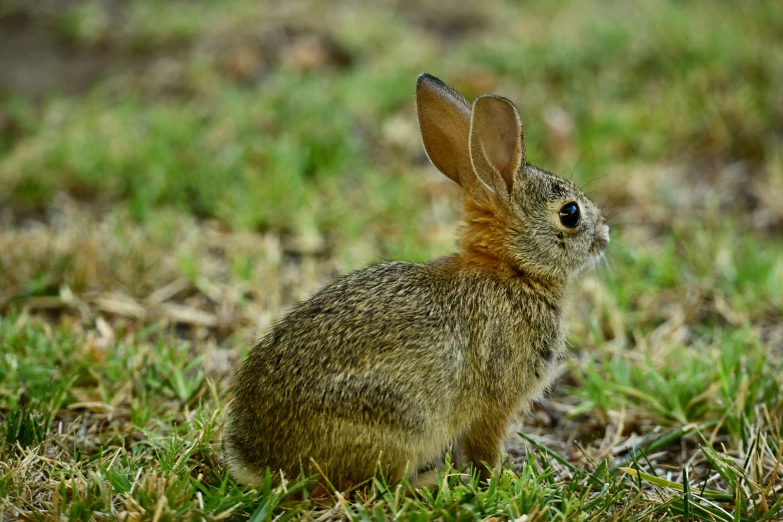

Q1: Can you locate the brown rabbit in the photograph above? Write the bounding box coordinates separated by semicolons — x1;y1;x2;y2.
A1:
225;73;609;488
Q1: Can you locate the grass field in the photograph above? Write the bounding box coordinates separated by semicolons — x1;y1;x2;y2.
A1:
1;0;782;520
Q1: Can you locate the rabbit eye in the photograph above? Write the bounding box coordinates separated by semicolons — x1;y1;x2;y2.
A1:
559;202;580;228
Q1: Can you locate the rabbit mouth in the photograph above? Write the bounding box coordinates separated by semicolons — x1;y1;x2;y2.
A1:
588;222;610;260
574;223;609;275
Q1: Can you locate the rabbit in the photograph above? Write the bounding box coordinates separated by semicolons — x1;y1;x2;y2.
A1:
224;73;610;489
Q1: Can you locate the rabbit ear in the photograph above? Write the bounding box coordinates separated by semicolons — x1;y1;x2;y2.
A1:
469;94;525;196
416;74;472;186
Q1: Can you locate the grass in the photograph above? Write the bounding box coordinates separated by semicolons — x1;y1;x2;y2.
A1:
1;0;782;519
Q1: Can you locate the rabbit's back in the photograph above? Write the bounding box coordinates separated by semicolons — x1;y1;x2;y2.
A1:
240;260;469;405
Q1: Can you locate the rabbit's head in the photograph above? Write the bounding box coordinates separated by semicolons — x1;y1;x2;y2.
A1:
416;74;609;282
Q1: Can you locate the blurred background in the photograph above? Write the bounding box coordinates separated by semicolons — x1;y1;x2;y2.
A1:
1;0;780;335
1;0;783;517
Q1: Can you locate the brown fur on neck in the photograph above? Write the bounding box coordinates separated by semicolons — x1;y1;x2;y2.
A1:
456;194;566;301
